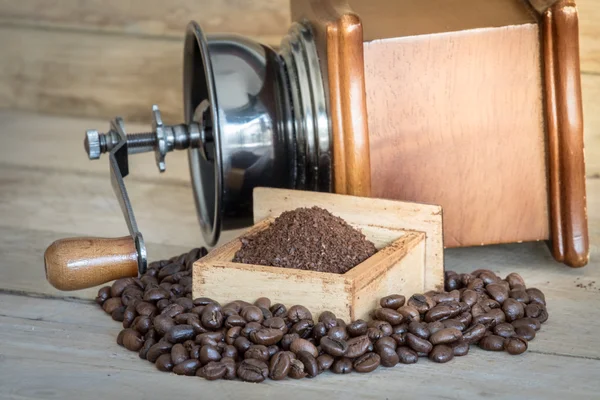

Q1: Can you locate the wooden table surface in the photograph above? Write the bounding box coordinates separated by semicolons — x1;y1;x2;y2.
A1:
0;110;599;399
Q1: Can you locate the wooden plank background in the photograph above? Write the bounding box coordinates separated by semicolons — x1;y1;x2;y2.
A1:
0;0;597;176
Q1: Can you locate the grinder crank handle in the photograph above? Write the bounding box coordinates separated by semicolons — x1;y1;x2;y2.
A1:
44;116;147;291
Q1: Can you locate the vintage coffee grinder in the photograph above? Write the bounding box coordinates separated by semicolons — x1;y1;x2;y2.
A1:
45;0;588;291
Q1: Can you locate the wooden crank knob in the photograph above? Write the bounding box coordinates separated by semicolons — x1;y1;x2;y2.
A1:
44;236;139;291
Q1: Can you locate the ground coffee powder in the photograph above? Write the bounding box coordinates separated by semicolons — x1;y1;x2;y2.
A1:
232;206;377;274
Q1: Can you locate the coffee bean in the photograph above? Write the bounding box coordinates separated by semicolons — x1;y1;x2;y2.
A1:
171;343;189;365
424;303;461;322
174;312;196;325
320;336;348;357
269;351;292;380
155;353;174;372
220;357;237;380
347;319;368;337
318;311;338;329
462;324;487;344
262;317;288;332
200;361;227;380
240;322;262;338
408;321;430;339
157;263;181;281
493;323;515;338
479;334;505;351
505;273;525;289
252;297;270;310
290;338;318;357
225;326;242;345
461;289;478;307
351;352;380;373
190;345;201;360
280;333;300;350
514;325;536;341
407;294;435;313
196;331;224;346
427;321;444;335
457;312;473;327
526;288;546;305
199;344;222;364
161;303;184;318
95;286;111;305
291;319;314;338
134;315;152;334
249;328;284;346
111;277;137;298
373;308;404;325
486;283;508;304
442;319;465;332
512;317;541;331
201;304;224;329
524;303;544;319
193;297;219;307
479;271;499;285
331;357;353;374
244;345;269;362
222;344;238;360
451;340;470;356
164;324;194;343
406;333;433;354
367;327;383;342
313;322;327;340
505;337;528;355
397;305;421;322
502;298;525;322
467;278;484;291
374;339;399;367
287;305;312;323
297;351;319;377
380;294;406;309
122;306;137;329
139;338;156;360
233;336;252;354
143;287;169;302
270;303;287;317
509;288;530;304
239;305;263;323
429;328;462;345
317;354;334;372
146;340;173;363
135;301;157;317
121;329;144;352
328;326;349;341
288;359;308;379
368;320;393;336
173;359;201;375
103;297;123;314
429;345;454;363
396;347;419;364
445;272;461;291
391;333;406;346
111;306;126;322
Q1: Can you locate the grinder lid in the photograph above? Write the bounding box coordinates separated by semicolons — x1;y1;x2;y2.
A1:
183;21;223;247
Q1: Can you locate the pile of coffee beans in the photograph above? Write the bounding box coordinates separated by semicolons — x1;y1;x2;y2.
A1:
232;206;377;274
96;247;548;382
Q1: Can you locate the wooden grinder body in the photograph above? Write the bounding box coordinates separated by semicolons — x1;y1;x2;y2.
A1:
291;0;588;267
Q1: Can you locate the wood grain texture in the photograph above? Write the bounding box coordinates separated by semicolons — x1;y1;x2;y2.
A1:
365;24;550;248
578;0;600;74
44;236;138;291
543;0;589;267
290;0;371;197
253;187;444;291
0;0;288;45
582;73;600;178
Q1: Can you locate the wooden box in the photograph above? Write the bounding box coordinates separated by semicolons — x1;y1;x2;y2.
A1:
291;0;588;267
193;188;444;321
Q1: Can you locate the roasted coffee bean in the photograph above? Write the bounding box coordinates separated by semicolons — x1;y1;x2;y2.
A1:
432;290;460;304
239;305;263;323
467;278;484;291
135;301;157;317
380;294;406;309
134;315;152;334
157;263;181;281
462;324;487;344
320;336;348;357
155;353;174;372
457;312;473;327
479;271;499;285
367;327;383;342
201;304;223;329
171;343;189;365
429;328;462;345
111;277;137;298
486;283;508;304
270;303;287;317
317;354;334;372
141;275;159;288
174;312;195;325
95;286;111;305
345;335;371;358
240;322;262;338
512;317;541;331
233;336;252;354
143;287;169;302
493;323;516;338
479;335;505;351
165;324;195;343
514;325;536;341
429;345;454;363
391;333;406;346
219;357;236;380
280;333;300;350
396;346;419;364
328;326;349;341
146;340;173;363
331;357;353;374
173;359;201;375
461;289;478;307
406;333;433;354
183;340;196;351
267;351;290;380
175;297;194;312
407;294;435;313
111;306;126;322
259;307;273;320
373;308;404;325
408;321;430;339
199;344;222;364
287;305;312;323
424;303;460;322
451;340;470;356
263;317;287;332
252;297;270;309
392;323;409;335
525;303;544;319
122;306;137;328
200;361;227;380
505;337;528;355
224;315;247;329
225;326;242;345
196;331;224;345
352;352;381;373
368;320;393;336
193;297;219;307
445;272;461;291
502;298;525;322
222;344;238;360
189;345;201;360
139;338;156;360
243;345;269;362
479;298;501;311
221;306;238;319
509;288;530;304
318;311;338;329
442;319;465;332
526;288;546;305
290;338;318;357
291;319;314;338
375;339;399;367
347;319;368;337
249;328;284;346
103;297;123;314
288;359;307;379
296;351;319;377
505;273;526;289
312;322;327;340
121;328;144;351
160;304;184;319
